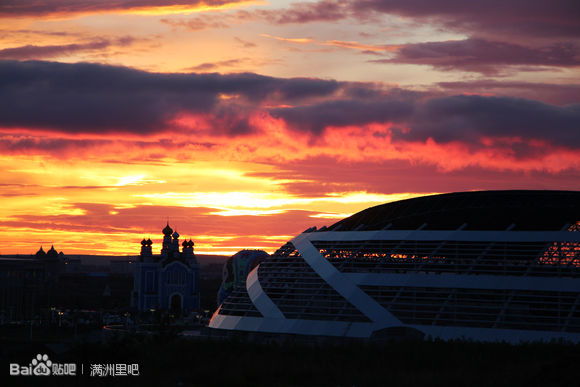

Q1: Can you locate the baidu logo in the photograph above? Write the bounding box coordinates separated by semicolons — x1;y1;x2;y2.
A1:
9;354;76;376
31;354;52;376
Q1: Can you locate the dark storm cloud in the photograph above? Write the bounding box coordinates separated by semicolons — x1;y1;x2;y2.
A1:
2;60;579;152
0;136;109;152
374;39;580;75
0;132;219;158
274;93;580;149
0;37;138;60
436;81;580;106
0;61;210;133
0;0;246;17
203;1;580;75
239;1;579;39
351;0;580;38
404;95;580;148
270;95;414;133
0;60;341;134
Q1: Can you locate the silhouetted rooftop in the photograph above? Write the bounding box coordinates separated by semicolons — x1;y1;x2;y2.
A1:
328;190;580;232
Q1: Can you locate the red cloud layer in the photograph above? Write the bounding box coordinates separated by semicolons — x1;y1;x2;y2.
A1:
0;60;579;174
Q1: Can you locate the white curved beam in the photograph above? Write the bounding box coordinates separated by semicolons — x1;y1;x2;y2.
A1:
292;234;401;328
246;264;284;319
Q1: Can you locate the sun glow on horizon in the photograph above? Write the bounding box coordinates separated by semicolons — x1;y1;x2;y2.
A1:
0;151;433;256
0;0;578;257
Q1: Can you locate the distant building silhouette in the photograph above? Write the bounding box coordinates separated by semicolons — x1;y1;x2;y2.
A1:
0;246;67;321
131;223;200;315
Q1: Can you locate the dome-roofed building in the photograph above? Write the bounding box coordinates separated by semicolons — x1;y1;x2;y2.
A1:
46;245;59;259
217;249;269;308
132;224;200;315
210;190;580;342
162;223;173;236
34;245;64;262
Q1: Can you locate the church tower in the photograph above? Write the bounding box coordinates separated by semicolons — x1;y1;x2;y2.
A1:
181;239;197;265
161;222;174;261
132;223;201;315
139;238;153;262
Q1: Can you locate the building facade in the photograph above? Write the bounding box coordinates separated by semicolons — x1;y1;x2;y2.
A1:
132;224;200;315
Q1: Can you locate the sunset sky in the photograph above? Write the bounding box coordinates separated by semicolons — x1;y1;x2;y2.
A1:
1;0;579;255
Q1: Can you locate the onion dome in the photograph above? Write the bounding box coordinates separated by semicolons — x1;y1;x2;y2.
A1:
141;239;147;246
188;240;195;248
182;240;189;247
163;223;173;236
47;245;58;258
146;238;152;246
35;246;46;257
172;231;180;239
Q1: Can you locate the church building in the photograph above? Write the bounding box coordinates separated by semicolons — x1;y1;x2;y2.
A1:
131;224;200;315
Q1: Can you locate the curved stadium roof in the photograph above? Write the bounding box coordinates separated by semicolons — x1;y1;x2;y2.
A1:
328;190;580;232
211;190;580;342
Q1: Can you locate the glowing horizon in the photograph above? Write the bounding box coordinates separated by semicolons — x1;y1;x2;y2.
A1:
0;1;579;257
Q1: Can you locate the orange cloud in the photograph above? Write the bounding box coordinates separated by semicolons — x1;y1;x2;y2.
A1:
1;0;261;20
259;34;314;44
260;34;400;53
324;40;400;52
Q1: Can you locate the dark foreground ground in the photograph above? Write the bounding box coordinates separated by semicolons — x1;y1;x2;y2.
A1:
1;331;579;387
